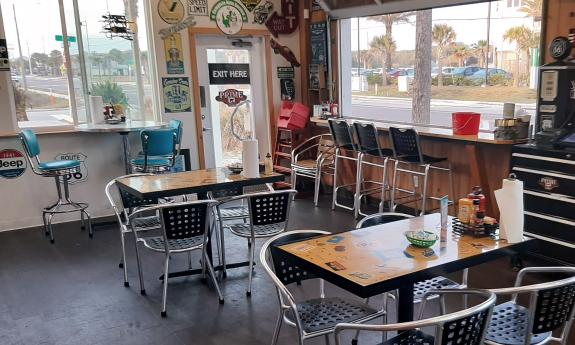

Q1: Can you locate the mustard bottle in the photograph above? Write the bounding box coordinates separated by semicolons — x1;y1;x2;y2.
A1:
458;198;474;224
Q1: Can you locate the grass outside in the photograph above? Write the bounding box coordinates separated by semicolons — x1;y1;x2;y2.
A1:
26;90;69;109
353;86;537;104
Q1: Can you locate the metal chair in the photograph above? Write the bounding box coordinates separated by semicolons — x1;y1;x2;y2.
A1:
132;200;224;317
130;128;177;173
355;212;468;316
328;118;359;212
334;289;496;345
261;230;387;345
19;129;92;243
105;174;162;287
388;127;454;216
222;189;297;296
291;134;335;206
484;266;575;345
352;122;394;218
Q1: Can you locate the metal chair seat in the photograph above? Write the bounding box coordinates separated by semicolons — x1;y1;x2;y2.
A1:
397;154;447;164
132;215;161;230
219;205;249;219
39;159;81;171
227;223;285;238
485;302;552;345
130;157;172;167
413;276;463;301
293;159;333;171
293;297;379;334
139;235;204;252
378;329;435;345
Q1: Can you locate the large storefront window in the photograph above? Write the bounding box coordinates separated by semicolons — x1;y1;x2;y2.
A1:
342;0;542;130
2;0;157;129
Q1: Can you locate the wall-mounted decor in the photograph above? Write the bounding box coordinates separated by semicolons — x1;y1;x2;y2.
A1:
164;33;185;74
210;0;248;35
158;15;196;39
208;63;251;84
311;0;322;11
0;149;27;179
163;77;192;113
241;0;261;12
158;0;185;24
187;0;208;15
252;1;273;24
309;64;321;90
280;79;295;100
265;0;298;37
310;22;327;66
277;66;294;79
270;38;300;67
0;39;9;71
54;153;88;184
101;14;134;40
216;89;248;107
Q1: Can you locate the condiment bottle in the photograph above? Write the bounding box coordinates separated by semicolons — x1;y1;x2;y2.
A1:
468;186;486;213
264;153;273;174
458;198;474;224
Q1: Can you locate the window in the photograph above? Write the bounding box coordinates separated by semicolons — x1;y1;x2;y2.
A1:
340;0;542;130
2;0;158;129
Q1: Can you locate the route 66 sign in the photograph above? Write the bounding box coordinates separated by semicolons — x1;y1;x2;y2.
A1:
55;153;88;184
210;0;248;35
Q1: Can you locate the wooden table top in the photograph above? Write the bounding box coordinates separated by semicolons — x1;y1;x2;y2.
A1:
116;168;285;199
278;214;534;298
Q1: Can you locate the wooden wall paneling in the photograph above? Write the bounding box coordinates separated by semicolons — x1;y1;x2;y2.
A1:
188;32;206;169
543;0;575;64
300;0;310;106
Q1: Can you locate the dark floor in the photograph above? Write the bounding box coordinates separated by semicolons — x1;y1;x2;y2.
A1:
0;196;571;345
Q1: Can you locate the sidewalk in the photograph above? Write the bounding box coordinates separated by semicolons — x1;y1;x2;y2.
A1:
351;94;536;109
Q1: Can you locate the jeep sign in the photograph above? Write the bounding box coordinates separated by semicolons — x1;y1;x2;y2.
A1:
0;149;27;179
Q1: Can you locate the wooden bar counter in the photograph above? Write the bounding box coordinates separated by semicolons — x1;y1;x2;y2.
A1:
308;117;528;219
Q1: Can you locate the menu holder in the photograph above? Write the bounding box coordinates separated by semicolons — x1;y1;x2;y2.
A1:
452;217;499;238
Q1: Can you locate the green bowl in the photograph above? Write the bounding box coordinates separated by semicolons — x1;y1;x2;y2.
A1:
405;230;439;248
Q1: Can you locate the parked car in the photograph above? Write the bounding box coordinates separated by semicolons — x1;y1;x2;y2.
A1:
450;66;481;77
442;67;457;76
469;68;512;80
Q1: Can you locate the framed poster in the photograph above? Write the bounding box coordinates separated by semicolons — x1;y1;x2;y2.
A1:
163;77;191;113
310;22;327;66
187;0;208;15
164;33;184;74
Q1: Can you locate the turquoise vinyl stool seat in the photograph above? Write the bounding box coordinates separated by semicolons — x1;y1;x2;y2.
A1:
19;129;92;243
135;119;183;161
131;128;177;173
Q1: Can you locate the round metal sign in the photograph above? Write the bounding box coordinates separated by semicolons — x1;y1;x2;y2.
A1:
0;149;27;179
549;36;572;61
158;0;185;24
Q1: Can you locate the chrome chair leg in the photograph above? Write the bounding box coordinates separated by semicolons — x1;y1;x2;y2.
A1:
42;212;49;236
161;255;170;317
378;158;389;213
120;231;129;287
331;150;340;210
80;209;85;230
314;168;321;207
246;235;256;297
134;238;146;295
187;252;193;270
354;153;363;219
219;217;227;277
390;160;399;212
271;309;285;345
324;334;331;345
82;209;93;238
440;295;447;314
204;249;224;304
47;213;55;244
420;165;431;216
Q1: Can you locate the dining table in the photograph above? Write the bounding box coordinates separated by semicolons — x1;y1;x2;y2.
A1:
276;213;535;322
116;167;285;279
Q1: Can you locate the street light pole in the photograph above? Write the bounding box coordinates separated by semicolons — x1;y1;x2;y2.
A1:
12;4;27;91
485;1;491;86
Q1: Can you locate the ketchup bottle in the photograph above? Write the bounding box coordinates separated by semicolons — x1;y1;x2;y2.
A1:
468;186;486;213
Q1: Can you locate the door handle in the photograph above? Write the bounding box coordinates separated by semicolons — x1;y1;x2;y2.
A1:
202;127;212;132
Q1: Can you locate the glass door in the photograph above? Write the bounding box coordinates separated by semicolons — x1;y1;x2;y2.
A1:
196;35;269;168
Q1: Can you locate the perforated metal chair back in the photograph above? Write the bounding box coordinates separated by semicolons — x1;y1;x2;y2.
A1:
105;174;158;214
356;212;413;229
532;282;575;334
159;201;212;240
353;122;383;155
119;189;160;210
248;190;296;226
141;128;177;157
389;127;424;163
328;119;356;151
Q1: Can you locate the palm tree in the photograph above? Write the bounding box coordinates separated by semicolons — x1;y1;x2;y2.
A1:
452;45;472;67
519;0;543;21
370;35;396;86
472;40;489;68
432;24;456;87
504;26;539;87
412;10;432;124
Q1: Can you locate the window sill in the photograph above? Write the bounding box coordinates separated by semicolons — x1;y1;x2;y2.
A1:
0;125;79;138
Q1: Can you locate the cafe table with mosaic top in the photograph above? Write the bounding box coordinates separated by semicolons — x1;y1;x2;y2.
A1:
276;213;535;322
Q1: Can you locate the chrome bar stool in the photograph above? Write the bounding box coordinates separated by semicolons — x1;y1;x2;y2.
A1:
130;128;177;173
335;289;496;345
388;127;454;216
485;266;575;345
291;134;335;206
328;118;359;212
352;122;394;218
19;129;92;243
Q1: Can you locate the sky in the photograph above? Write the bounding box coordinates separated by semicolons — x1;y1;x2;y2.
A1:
1;0;149;58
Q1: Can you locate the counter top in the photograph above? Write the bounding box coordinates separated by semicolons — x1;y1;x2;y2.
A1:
310;117;527;145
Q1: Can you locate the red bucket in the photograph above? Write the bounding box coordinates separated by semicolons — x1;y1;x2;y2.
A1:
452;112;481;135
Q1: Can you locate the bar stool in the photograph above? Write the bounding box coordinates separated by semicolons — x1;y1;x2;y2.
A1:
352;122;394;218
130;128;177;173
19;129;92;243
328;118;359;212
388;127;454;216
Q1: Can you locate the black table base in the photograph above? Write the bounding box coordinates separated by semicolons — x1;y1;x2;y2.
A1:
397;285;415;322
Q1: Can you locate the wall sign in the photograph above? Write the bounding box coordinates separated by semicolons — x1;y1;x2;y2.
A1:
310;22;327;66
0;39;10;71
265;0;298;37
0;149;27;179
55;153;87;184
253;1;273;24
280;79;295;100
158;15;196;39
277;66;294;79
216;89;248;107
270;38;300;67
208;63;251;84
187;0;208;15
158;0;185;24
240;0;261;12
164;33;185;74
163;77;192;113
210;0;248;35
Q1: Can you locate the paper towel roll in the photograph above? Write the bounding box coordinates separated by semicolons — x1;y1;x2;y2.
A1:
494;176;524;243
242;139;259;178
89;96;104;124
